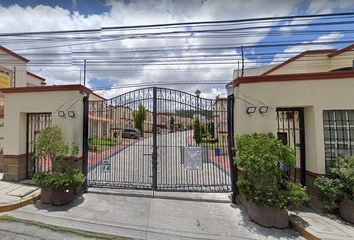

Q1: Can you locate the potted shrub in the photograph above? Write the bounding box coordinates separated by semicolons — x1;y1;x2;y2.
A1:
314;157;354;224
32;126;85;205
235;133;309;228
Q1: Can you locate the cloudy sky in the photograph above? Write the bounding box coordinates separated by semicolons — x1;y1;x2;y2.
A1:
1;0;354;98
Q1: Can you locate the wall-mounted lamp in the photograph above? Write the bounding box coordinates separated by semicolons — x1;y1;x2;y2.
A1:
68;111;75;118
58;111;65;117
259;106;269;113
246;106;257;114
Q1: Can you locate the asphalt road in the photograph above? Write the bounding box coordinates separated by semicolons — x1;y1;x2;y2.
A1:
88;130;230;191
0;221;104;240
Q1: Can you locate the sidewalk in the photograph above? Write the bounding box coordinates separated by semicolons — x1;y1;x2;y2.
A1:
290;208;354;240
3;189;302;240
0;179;40;212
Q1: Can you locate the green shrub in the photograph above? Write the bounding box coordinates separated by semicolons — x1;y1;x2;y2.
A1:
33;171;73;190
314;157;354;210
32;126;85;190
235;133;309;210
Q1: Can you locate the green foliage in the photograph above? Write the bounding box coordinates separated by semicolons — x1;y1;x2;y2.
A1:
314;157;354;210
32;126;85;190
70;169;86;187
235;133;309;210
88;138;120;152
89;138;118;146
193;118;202;144
34;126;69;166
170;116;175;125
33;166;85;190
33;171;73;190
133;103;147;137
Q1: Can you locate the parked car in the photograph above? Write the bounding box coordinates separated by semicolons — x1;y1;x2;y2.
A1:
122;128;141;139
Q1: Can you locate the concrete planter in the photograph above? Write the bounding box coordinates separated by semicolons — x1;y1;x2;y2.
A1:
51;188;74;206
40;187;74;205
247;200;289;228
73;185;83;195
40;187;52;204
339;199;354;224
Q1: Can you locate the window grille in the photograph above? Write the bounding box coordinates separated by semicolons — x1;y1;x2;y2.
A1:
323;110;354;174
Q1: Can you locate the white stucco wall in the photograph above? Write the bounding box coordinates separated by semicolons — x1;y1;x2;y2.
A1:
3;90;87;157
329;51;354;71
26;73;44;86
233;77;354;174
268;53;331;75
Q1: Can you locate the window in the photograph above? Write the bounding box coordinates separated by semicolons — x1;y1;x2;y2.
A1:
323;110;354;174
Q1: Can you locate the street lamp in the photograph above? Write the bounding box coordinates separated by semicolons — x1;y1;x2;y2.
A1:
195;89;201;98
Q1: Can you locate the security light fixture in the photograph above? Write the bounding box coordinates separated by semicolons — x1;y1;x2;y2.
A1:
246;106;257;114
58;111;65;117
68;111;75;118
195;89;201;98
259;106;269;113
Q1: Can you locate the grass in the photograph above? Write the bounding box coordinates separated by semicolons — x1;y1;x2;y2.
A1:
0;215;127;240
89;138;119;146
89;138;122;153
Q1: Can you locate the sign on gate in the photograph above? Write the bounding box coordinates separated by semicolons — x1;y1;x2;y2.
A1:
184;146;203;170
101;159;111;172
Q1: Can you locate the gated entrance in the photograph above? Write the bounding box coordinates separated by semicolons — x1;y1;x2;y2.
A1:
276;108;306;186
25;113;52;178
86;87;233;192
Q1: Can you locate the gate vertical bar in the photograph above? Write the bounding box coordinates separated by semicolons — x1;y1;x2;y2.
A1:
82;96;89;192
152;87;158;190
227;94;237;203
299;108;306;186
25;114;30;179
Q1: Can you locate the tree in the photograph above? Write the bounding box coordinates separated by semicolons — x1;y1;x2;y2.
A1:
170;116;175;125
133;103;147;137
193;118;202;144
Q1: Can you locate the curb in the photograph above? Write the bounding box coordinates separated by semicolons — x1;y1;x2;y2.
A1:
289;217;320;240
0;190;41;212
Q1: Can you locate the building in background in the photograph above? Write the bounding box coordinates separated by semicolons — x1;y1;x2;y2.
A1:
0;45;46;157
228;43;354;200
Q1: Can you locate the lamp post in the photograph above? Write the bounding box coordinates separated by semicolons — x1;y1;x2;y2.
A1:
195;89;201;118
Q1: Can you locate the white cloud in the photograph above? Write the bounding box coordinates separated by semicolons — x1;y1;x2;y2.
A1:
307;0;354;14
0;0;344;98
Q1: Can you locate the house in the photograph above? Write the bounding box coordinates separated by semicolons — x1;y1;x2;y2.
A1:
228;43;354;197
144;110;153;132
0;45;46;155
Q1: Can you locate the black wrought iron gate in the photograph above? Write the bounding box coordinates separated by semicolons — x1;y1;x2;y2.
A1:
86;87;232;192
26;113;52;178
276;108;306;186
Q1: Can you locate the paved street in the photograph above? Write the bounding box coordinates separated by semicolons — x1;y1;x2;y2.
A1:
3;190;303;240
88;131;230;191
0;221;108;240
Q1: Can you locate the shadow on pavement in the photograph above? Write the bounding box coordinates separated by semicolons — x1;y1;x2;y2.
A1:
33;195;85;212
88;189;231;204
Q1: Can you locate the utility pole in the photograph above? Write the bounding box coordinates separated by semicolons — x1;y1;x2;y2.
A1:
83;59;86;86
237;61;240;77
13;67;16;88
79;69;82;85
241;46;244;77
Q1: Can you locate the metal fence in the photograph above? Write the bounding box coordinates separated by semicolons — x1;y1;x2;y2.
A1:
86;87;232;192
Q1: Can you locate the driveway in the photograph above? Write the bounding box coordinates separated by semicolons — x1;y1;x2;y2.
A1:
3;190;303;240
88;131;230;191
